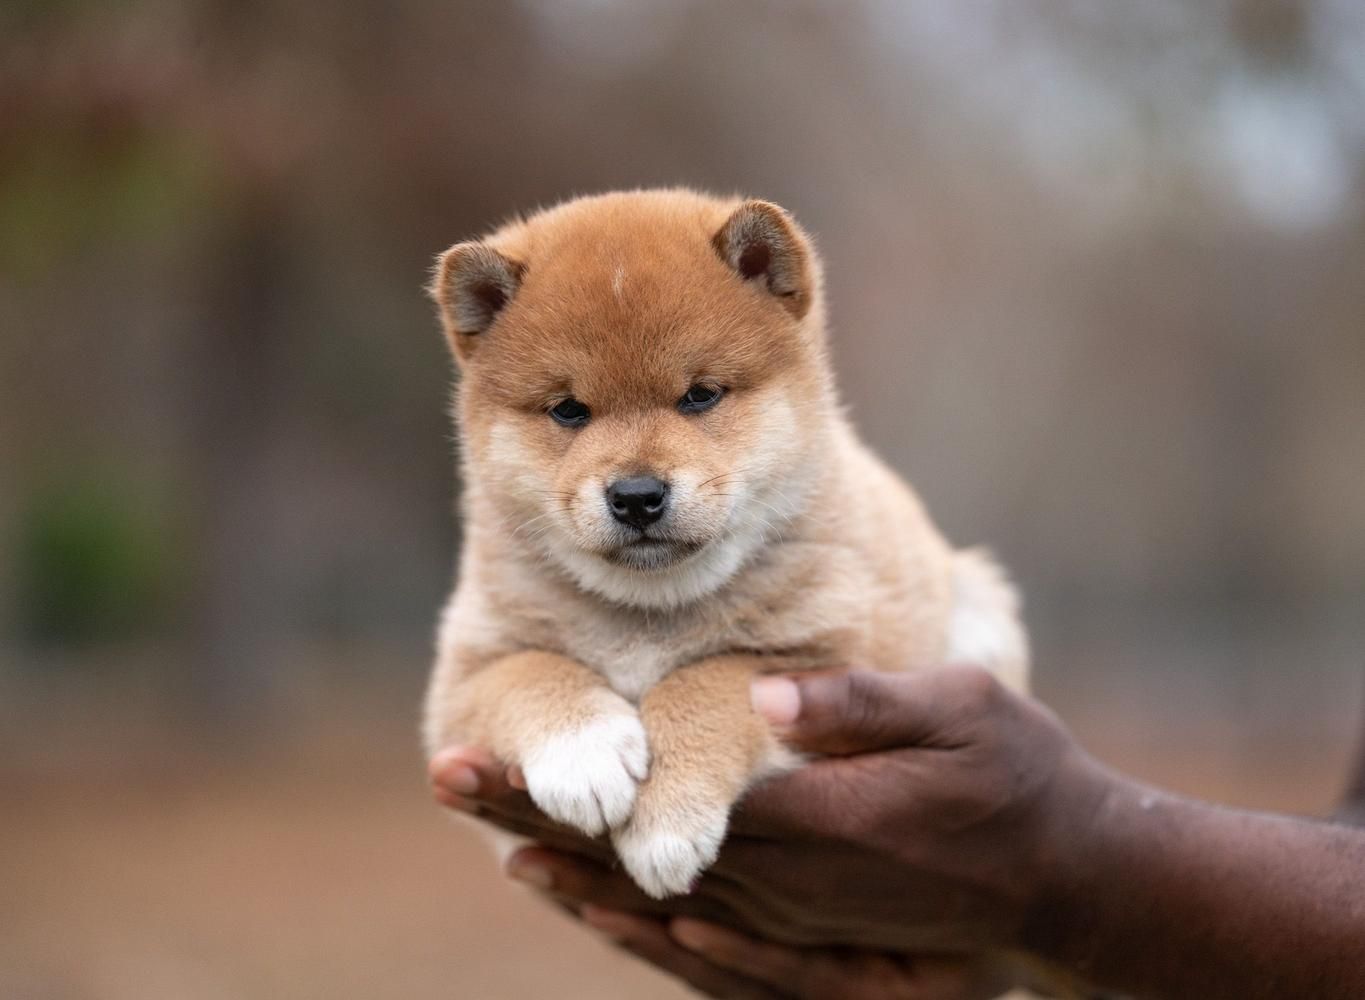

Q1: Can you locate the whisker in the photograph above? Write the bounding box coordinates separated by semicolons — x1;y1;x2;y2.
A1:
696;467;752;490
506;509;561;542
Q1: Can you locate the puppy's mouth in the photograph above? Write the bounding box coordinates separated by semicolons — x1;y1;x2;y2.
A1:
599;534;705;570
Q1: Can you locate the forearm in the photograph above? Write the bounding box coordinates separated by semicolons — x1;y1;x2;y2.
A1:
1032;768;1365;999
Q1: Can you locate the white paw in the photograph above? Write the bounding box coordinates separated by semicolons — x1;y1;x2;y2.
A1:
613;803;729;899
522;712;650;837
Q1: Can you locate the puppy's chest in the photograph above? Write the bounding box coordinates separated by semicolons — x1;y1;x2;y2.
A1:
552;576;868;703
565;625;699;703
482;542;880;701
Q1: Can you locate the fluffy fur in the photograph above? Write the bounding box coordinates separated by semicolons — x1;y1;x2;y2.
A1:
422;189;1030;898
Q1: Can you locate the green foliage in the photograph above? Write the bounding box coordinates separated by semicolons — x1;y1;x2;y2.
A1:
14;474;181;646
0;128;215;282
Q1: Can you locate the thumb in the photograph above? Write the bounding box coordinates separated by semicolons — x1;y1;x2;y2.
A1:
750;666;999;755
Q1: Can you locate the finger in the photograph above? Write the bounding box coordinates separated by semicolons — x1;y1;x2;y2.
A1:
673;922;1003;1000
509;845;803;946
431;771;575;844
751;666;1002;756
671;920;884;1000
506;847;734;922
465;785;552;827
580;907;781;1000
429;746;520;800
670;918;807;984
900;954;1017;1000
430;746;597;846
455;808;614;865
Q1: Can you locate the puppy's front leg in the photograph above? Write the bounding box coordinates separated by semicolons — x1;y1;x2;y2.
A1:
428;651;649;837
612;655;790;898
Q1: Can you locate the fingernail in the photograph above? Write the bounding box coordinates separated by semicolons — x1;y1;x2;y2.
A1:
453;766;483;795
435;764;480;796
670;918;712;952
581;904;633;941
750;676;800;725
507;858;554;891
430;749;482;796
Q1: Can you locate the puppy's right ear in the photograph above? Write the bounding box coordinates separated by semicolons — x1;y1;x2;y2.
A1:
428;242;524;357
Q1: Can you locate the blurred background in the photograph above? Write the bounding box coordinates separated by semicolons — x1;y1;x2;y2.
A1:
3;1;1364;996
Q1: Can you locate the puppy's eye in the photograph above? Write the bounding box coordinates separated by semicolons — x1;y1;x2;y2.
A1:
549;398;590;428
678;383;724;414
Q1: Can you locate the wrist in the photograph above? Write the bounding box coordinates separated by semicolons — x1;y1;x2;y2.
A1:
1019;748;1144;968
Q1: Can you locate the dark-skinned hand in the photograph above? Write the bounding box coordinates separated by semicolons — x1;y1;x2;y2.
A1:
430;666;1106;998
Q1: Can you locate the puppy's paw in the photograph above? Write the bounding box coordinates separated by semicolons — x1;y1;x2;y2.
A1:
522;707;650;837
613;800;729;898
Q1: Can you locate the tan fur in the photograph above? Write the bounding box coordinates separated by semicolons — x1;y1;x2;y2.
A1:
618;654;792;893
422;188;1030;899
426;649;627;767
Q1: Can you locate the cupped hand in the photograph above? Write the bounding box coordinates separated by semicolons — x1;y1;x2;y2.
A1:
572;907;1014;1000
432;666;1107;957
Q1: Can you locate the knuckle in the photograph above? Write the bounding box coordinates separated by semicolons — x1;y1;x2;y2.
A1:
951;664;1004;713
838;669;888;743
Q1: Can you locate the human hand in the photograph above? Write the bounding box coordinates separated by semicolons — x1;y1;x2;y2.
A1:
431;665;1111;962
569;906;1014;1000
431;753;1014;997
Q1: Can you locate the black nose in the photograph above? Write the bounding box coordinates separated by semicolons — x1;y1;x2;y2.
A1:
606;476;669;529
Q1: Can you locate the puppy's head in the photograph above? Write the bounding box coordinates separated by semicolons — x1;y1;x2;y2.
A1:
431;190;833;609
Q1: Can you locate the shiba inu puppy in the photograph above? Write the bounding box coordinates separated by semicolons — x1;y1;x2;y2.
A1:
422;188;1028;900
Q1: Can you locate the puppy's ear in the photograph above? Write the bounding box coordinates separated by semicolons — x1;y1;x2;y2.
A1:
429;242;524;356
713;200;812;319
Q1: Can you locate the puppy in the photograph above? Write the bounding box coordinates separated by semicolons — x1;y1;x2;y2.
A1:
422;189;1028;899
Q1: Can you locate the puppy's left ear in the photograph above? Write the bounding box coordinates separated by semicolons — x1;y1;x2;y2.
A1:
428;241;524;358
713;200;813;319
